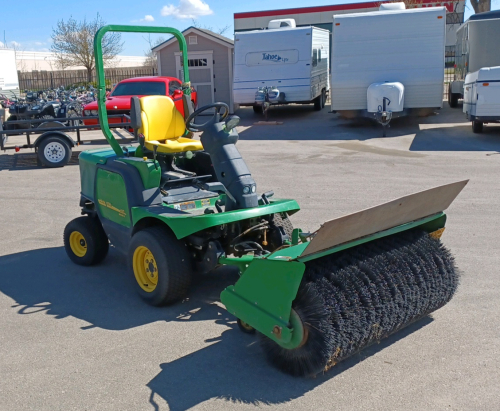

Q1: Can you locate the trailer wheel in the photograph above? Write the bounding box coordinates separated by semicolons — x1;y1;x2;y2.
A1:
253;105;263;114
472;120;483;133
129;226;192;306
64;216;109;266
448;86;459;108
38;135;72;167
314;95;322;111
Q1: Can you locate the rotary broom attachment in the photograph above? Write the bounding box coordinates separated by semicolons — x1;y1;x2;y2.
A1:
260;229;459;377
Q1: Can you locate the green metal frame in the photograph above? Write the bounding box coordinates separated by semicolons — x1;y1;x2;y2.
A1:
220;212;448;349
94;25;190;157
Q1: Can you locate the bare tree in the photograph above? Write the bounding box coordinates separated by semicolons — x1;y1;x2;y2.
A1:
470;0;491;13
143;35;165;69
191;19;230;36
51;14;123;82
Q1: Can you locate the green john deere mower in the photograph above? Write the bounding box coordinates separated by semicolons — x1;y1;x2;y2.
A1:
64;25;468;376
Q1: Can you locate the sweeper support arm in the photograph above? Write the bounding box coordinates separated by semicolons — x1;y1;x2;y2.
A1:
93;25;190;156
221;180;468;349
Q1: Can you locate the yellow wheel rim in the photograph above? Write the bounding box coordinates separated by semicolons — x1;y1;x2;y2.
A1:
133;246;159;292
69;231;87;257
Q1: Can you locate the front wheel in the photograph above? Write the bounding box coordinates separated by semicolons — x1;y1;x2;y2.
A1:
64;216;109;266
129;226;192;306
38;135;71;167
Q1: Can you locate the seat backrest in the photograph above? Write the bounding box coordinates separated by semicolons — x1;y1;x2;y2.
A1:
139;95;186;141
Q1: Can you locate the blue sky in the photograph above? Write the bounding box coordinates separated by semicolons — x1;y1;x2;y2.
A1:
1;0;499;56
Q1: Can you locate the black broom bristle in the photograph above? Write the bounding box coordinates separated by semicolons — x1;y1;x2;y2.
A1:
260;229;459;377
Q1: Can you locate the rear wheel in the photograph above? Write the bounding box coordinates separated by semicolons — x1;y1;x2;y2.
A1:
472;120;483;133
64;216;109;266
321;89;327;109
129;226;192;306
38;135;71;167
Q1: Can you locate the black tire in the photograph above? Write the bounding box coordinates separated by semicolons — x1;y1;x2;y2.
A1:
129;226;192;306
272;212;294;239
38;135;71;167
237;318;256;334
472;120;483;133
64;216;109;266
253;105;263;114
448;86;459;108
314;94;322;111
321;89;326;109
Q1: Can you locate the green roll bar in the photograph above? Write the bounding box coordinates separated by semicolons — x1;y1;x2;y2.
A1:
94;25;190;156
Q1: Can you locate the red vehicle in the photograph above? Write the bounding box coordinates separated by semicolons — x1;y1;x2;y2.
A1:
83;76;197;125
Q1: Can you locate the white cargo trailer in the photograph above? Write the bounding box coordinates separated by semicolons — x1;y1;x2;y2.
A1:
463;66;500;133
0;49;20;92
330;3;446;134
448;10;500;107
233;20;330;114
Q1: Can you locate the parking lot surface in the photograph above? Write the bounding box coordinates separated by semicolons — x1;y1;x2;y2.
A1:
1;104;499;411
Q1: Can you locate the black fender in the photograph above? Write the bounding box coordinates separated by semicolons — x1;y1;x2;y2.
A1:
34;131;76;148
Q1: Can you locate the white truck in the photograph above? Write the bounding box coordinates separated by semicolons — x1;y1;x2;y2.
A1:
0;48;20;93
233;19;330;114
448;10;500;108
330;3;446;134
463;66;500;133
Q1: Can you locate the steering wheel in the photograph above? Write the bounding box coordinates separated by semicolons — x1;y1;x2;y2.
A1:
186;102;229;132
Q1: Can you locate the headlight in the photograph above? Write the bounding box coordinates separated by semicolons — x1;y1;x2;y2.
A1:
243;186;250;194
91;110;98;115
251;185;256;193
84;110;90;115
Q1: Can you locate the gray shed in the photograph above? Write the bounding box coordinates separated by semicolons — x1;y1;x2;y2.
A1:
153;27;235;113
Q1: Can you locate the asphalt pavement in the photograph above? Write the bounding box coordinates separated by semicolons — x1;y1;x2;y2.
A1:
0;103;499;410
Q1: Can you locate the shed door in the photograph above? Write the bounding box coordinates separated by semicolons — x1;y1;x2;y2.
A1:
175;52;214;112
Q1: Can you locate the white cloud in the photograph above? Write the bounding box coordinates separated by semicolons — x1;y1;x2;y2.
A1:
11;41;21;48
34;41;45;46
161;0;213;19
132;14;156;22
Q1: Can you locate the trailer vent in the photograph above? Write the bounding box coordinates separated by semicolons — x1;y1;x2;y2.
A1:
268;19;296;30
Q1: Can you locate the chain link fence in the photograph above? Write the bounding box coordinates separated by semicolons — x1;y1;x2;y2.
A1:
444;45;455;101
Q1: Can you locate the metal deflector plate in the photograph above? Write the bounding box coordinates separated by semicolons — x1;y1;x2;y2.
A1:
300;180;468;258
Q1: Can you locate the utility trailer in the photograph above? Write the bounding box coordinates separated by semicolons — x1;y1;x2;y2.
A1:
233;20;330;115
463;66;500;133
0;115;133;167
448;10;500;108
330;3;446;134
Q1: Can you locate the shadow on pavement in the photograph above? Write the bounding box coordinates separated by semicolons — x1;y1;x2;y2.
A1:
0;247;239;330
0;246;434;409
410;124;500;152
0;152;80;171
147;316;433;411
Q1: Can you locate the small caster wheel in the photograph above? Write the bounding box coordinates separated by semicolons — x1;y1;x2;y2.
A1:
237;318;255;334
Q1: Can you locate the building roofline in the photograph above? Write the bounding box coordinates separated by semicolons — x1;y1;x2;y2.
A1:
152;27;233;52
234;0;464;19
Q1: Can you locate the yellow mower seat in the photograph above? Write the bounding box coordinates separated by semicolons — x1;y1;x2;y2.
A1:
138;95;203;154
